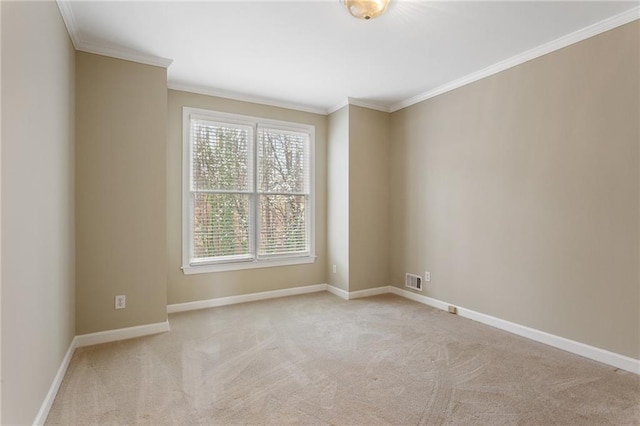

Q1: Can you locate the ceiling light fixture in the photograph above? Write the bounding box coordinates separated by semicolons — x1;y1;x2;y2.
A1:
342;0;390;20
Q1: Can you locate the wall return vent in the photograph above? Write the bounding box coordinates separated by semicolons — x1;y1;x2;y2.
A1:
405;273;423;291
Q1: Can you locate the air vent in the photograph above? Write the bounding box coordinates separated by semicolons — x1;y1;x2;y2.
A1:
405;273;423;291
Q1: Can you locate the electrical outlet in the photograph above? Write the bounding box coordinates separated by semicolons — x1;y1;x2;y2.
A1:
425;271;431;282
332;264;337;274
115;295;126;310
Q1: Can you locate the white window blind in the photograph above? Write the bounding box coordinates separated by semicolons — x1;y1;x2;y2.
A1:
190;119;253;263
258;127;310;257
183;108;315;273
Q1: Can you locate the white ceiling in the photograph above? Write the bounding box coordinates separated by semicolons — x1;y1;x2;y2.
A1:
60;1;639;114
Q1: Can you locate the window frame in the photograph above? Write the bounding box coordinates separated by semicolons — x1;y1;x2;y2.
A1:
182;107;316;274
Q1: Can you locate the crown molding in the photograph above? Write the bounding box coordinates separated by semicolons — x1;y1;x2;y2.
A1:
327;100;349;115
327;98;391;115
57;1;638;115
56;1;81;49
347;97;391;113
56;0;173;69
77;42;173;68
168;82;328;115
390;6;640;113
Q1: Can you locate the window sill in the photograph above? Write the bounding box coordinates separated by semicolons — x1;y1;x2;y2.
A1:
182;255;316;275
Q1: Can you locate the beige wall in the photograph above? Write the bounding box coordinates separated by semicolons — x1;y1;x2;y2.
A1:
327;105;391;292
76;53;167;334
0;11;635;426
390;22;640;359
1;2;4;420
349;106;390;291
167;90;327;304
327;106;349;290
1;1;76;423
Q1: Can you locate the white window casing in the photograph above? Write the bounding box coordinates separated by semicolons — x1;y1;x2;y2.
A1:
182;107;316;274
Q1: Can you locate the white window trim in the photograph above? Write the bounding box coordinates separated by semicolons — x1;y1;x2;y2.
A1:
182;107;316;274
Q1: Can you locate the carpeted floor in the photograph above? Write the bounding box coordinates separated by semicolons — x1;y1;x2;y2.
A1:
46;293;639;425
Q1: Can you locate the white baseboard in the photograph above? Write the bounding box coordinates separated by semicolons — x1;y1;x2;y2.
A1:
167;283;327;313
75;320;170;348
326;284;349;300
33;282;640;425
168;283;389;307
388;286;450;311
347;286;391;299
388;286;640;375
33;337;77;426
34;320;170;425
327;284;389;300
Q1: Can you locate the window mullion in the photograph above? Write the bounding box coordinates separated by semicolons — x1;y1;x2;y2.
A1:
252;124;260;259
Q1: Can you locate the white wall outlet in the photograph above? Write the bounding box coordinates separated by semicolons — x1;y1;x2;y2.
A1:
115;295;126;310
425;271;431;282
332;264;337;274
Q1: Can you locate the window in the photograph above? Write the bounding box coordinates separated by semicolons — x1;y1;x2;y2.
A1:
182;107;315;274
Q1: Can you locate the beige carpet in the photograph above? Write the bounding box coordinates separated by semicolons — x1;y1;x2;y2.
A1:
46;293;639;425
